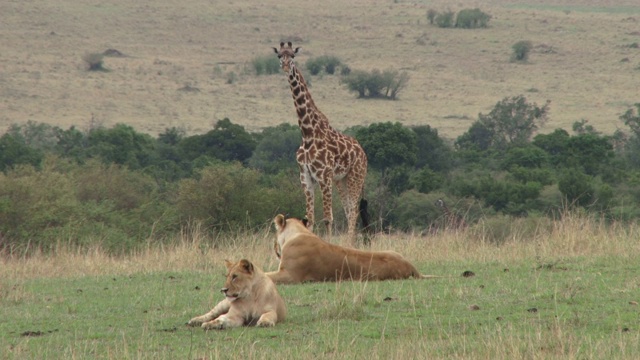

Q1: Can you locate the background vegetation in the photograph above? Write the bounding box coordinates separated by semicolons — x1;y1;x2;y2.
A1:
1;97;639;254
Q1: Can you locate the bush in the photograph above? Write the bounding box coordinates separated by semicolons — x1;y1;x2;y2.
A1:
435;11;455;28
251;55;280;75
86;124;157;169
353;122;418;170
175;163;302;231
411;125;453;172
248;123;300;174
82;53;107;71
389;190;436;232
458;93;552;153
427;9;438;24
341;68;409;100
0;159;173;254
305;56;342;75
511;41;533;62
178;118;256;164
455;8;491;29
558;169;594;208
0;133;44;171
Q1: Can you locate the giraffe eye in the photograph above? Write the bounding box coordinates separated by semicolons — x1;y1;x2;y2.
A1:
277;55;282;59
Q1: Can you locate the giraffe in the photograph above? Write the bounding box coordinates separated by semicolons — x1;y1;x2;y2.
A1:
273;41;368;245
435;199;466;230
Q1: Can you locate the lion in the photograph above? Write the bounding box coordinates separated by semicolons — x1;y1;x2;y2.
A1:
187;259;286;330
266;214;441;284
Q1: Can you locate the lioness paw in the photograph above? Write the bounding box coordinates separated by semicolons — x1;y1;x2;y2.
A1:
257;319;276;327
187;316;207;327
202;320;225;330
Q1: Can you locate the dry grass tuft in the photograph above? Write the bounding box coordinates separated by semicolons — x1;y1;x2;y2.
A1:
2;211;638;281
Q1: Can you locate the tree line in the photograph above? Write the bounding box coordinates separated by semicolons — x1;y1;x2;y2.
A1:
1;97;639;254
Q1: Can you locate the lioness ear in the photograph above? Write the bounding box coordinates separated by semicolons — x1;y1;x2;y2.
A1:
274;214;286;231
224;259;234;271
239;259;254;274
302;218;309;227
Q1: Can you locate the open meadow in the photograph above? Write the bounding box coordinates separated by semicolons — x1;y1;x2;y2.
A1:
2;0;639;139
1;213;640;359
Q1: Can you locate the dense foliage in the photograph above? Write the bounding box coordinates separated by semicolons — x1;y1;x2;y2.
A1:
1;97;639;253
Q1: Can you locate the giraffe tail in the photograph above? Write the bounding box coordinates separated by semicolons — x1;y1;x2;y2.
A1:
359;198;372;235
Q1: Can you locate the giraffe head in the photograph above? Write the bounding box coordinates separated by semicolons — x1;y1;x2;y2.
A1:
273;42;300;73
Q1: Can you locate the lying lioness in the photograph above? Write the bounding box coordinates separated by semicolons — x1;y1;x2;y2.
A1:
187;259;286;330
266;214;440;284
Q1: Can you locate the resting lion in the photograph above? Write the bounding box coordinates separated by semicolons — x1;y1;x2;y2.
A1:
187;259;286;330
266;214;440;284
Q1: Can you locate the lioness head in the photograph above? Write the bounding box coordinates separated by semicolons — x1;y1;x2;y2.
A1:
273;214;313;258
221;259;255;303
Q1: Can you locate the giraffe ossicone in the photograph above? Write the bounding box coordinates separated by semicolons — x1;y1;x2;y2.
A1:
274;41;368;245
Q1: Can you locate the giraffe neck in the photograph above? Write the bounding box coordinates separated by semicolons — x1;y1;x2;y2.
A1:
287;65;329;140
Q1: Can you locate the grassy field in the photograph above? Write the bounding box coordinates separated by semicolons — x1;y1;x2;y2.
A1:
2;0;639;139
2;213;639;359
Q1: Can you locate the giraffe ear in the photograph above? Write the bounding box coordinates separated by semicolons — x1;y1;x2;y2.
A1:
294;47;301;54
273;47;278;54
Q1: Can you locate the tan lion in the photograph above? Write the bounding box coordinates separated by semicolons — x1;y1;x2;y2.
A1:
266;214;441;284
187;259;286;330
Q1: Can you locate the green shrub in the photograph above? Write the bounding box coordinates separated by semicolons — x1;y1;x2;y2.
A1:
353;122;418;170
0;133;44;171
306;56;343;75
410;168;445;193
82;53;108;71
455;8;491;29
456;95;551;153
176;163;299;231
427;9;438;24
341;70;369;97
558;169;594;208
178;118;256;164
248;123;300;174
341;68;409;99
390;190;437;231
0;157;177;255
511;40;533;62
251;55;280;75
435;11;455;28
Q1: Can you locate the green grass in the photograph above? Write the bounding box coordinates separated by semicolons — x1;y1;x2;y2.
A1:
2;255;639;359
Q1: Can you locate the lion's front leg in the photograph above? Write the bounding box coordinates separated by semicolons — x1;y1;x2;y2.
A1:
202;313;245;330
187;299;231;327
256;310;278;327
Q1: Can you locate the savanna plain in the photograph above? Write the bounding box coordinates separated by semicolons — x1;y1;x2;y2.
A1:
2;215;640;359
1;0;640;359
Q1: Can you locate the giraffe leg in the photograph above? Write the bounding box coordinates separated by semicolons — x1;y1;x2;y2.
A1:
346;168;366;246
300;166;315;232
335;178;355;246
318;179;333;241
